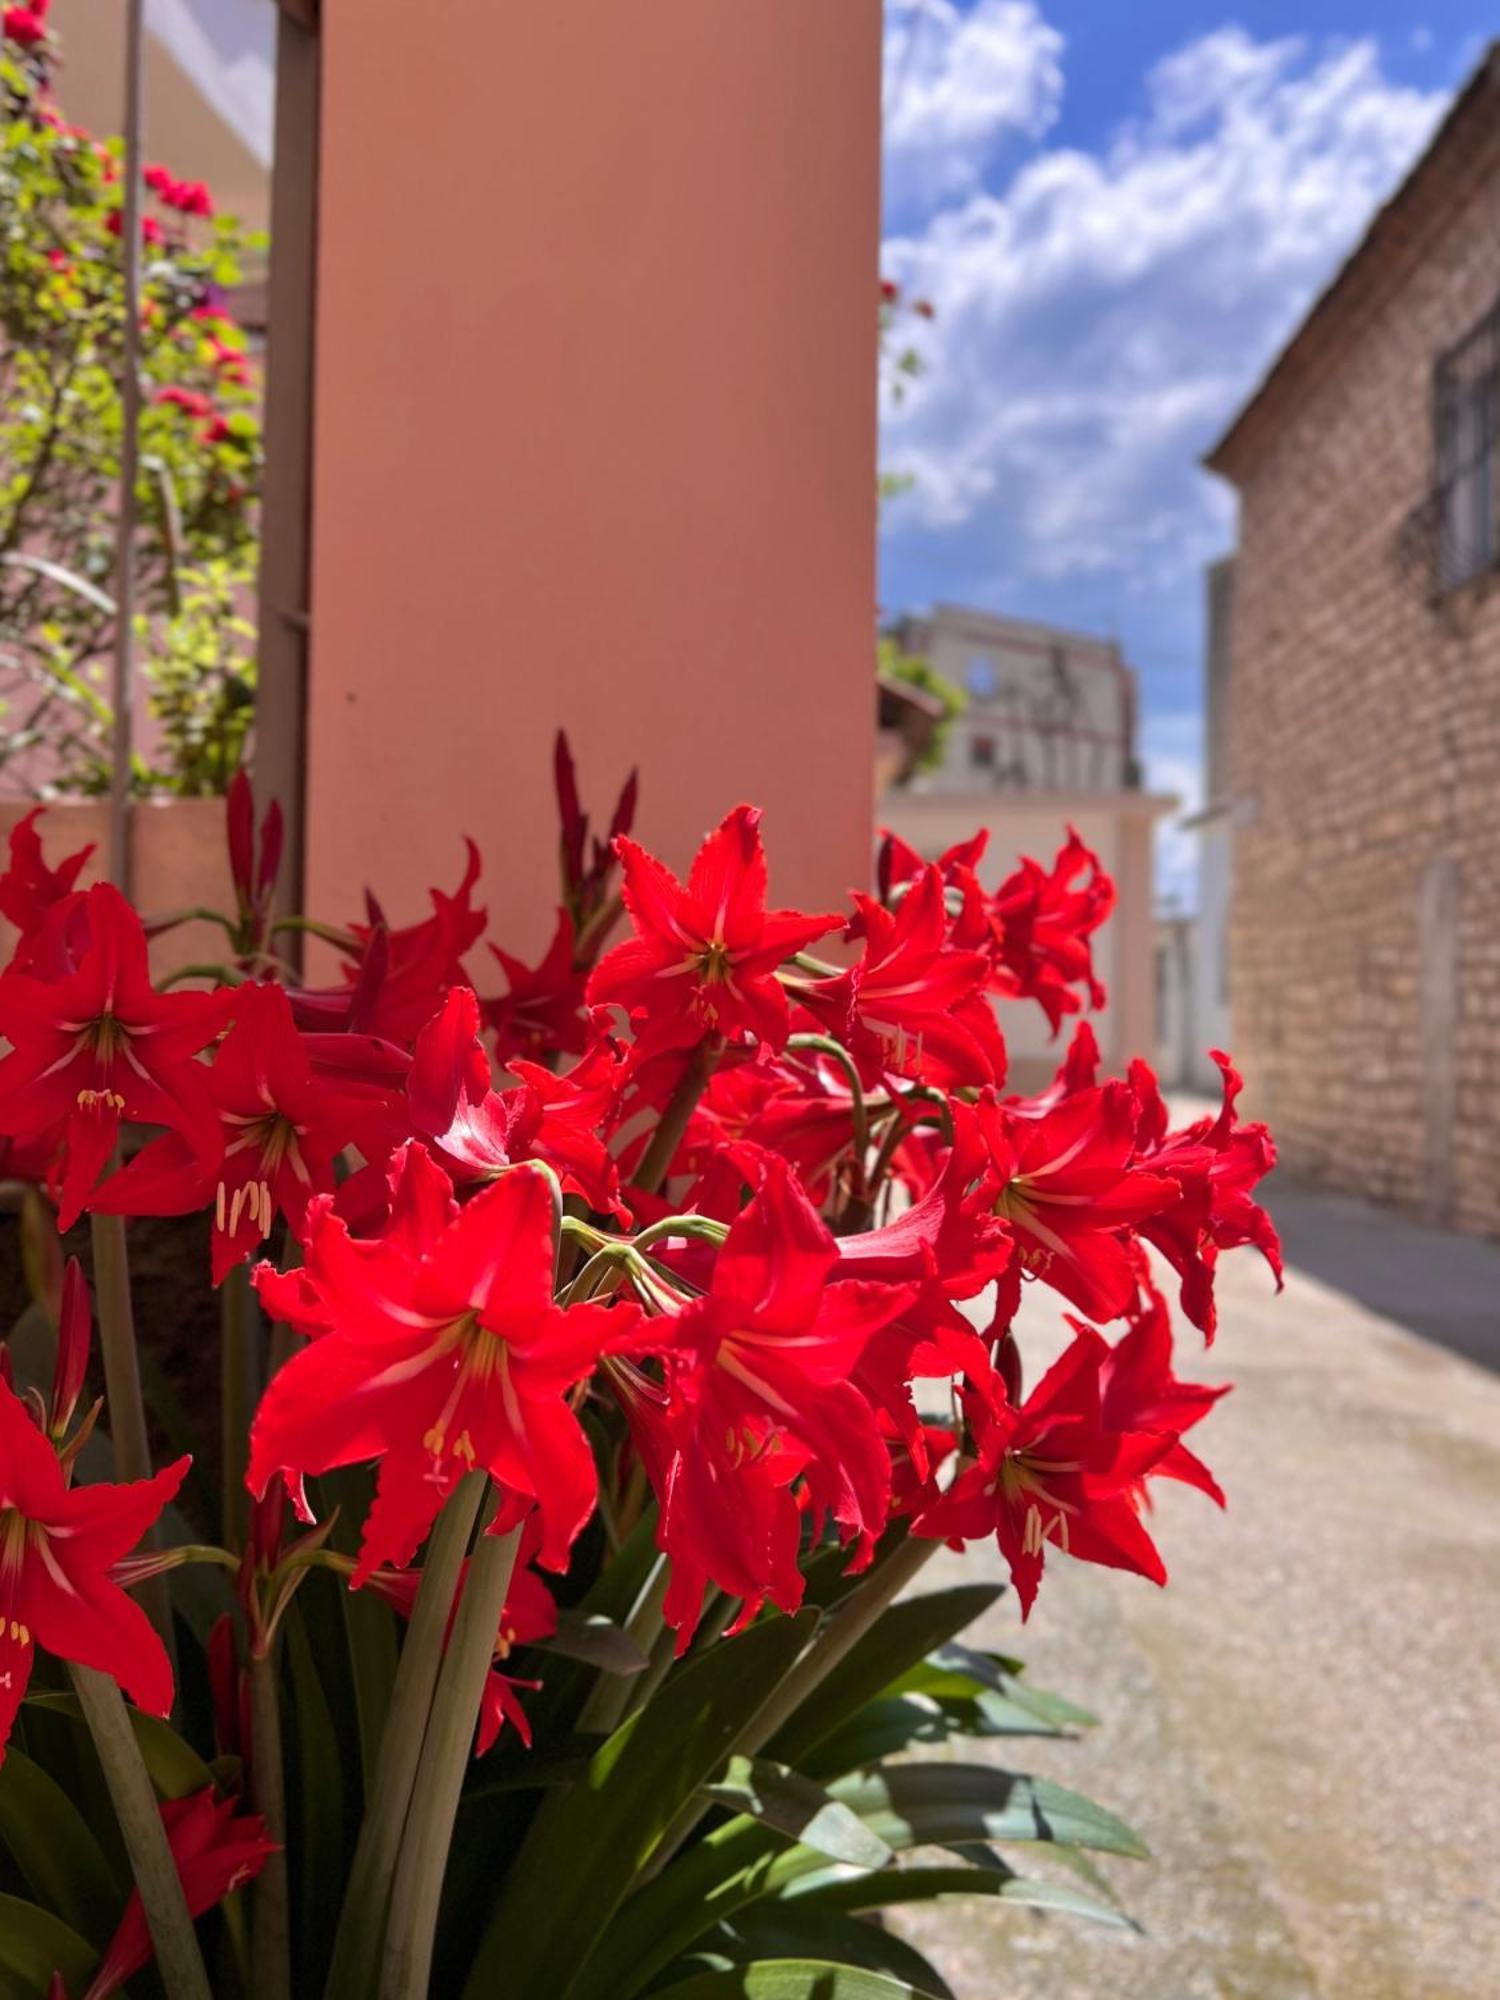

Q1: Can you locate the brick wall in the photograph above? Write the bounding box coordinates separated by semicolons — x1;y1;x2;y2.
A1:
1220;108;1500;1231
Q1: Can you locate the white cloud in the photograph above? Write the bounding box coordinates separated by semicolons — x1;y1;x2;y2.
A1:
881;27;1448;605
884;0;1064;207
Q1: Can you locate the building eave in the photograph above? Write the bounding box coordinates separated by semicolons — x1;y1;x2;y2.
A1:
1204;42;1500;488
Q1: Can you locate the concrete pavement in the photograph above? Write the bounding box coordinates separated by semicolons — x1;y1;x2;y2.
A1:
895;1175;1500;1999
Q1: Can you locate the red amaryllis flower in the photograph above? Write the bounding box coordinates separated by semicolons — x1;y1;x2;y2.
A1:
83;1789;276;2000
92;981;390;1282
405;985;624;1218
912;1327;1174;1616
799;867;1007;1089
248;1149;639;1583
0;806;93;949
975;1083;1177;1323
0;883;231;1227
1097;1284;1230;1506
0;1381;188;1765
224;767;283;959
484;909;589;1067
588;806;840;1053
368;1522;558;1753
609;1160;914;1645
1128;1052;1283;1340
553;729;638;945
989;828;1114;1033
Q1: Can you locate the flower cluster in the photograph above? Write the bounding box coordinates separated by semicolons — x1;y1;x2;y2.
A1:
0;743;1280;1758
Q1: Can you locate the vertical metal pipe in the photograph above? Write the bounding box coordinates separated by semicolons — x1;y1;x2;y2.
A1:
109;0;146;893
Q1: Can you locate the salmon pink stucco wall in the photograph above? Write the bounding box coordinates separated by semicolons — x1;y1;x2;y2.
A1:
305;0;883;957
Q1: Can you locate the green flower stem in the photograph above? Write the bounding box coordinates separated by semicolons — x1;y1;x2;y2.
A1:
89;1209;175;1664
324;1469;487;2000
575;1552;670;1738
379;1502;522;2000
785;1032;870;1178
248;1646;292;2000
641;1531;939;1882
70;1663;213;2000
631;1038;716;1197
220;1261;260;1548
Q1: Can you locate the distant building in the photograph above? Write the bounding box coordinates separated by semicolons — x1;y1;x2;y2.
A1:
1206;44;1500;1229
881;604;1174;1088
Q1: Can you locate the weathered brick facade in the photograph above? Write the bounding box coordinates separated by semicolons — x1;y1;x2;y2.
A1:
1208;50;1500;1231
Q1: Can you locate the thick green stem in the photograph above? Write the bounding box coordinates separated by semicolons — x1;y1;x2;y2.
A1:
576;1552;669;1737
89;1209;175;1662
249;1647;292;2000
70;1664;213;2000
379;1505;521;2000
323;1470;487;2000
220;1261;261;1547
631;1038;715;1197
641;1532;939;1880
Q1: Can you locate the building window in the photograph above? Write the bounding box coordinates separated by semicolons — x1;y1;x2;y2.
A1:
1434;295;1500;590
970;732;996;770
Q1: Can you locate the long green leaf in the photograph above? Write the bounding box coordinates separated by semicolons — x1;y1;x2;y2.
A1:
461;1609;817;1999
828;1764;1147;1860
700;1757;892;1870
587;1761;1142;1996
285;1602;349;1994
0;1896;97;1999
764;1585;1002;1770
690;1906;956;1997
0;1750;122;1945
24;1691;215;1798
779;1863;1135;1930
653;1959;942;2000
803;1686;1081;1781
891;1645;1097;1728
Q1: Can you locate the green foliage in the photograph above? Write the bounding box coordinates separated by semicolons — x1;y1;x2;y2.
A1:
877;635;965;777
0;33;263;797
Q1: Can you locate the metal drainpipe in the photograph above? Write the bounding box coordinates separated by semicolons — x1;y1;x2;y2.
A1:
108;0;146;894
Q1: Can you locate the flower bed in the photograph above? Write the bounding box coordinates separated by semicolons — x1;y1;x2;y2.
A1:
0;741;1280;2000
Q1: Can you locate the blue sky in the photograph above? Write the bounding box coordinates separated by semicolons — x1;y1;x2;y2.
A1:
878;2;1487;900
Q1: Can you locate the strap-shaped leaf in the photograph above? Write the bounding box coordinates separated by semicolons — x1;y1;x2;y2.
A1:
24;1692;215;1799
892;1644;1097;1729
764;1585;1002;1769
827;1763;1147;1859
538;1612;651;1675
804;1682;1087;1780
780;1862;1134;1930
580;1758;1142;1997
700;1757;892;1870
692;1904;956;1997
0;1895;97;1998
461;1609;817;1999
653;1960;943;2000
0;1749;123;1946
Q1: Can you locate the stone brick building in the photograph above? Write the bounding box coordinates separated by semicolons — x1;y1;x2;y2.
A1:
1206;45;1500;1230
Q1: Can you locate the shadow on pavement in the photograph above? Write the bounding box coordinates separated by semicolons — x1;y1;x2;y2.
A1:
1265;1174;1500;1373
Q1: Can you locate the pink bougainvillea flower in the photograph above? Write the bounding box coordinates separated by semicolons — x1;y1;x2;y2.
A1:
609;1159;913;1646
588;806;840;1053
800;866;1007;1089
0;806;93;948
913;1326;1174;1616
2;3;48;47
0;882;231;1227
1128;1051;1283;1340
0;1380;188;1765
975;1082;1178;1324
92;981;390;1282
83;1789;276;2000
248;1148;639;1583
483;909;589;1067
